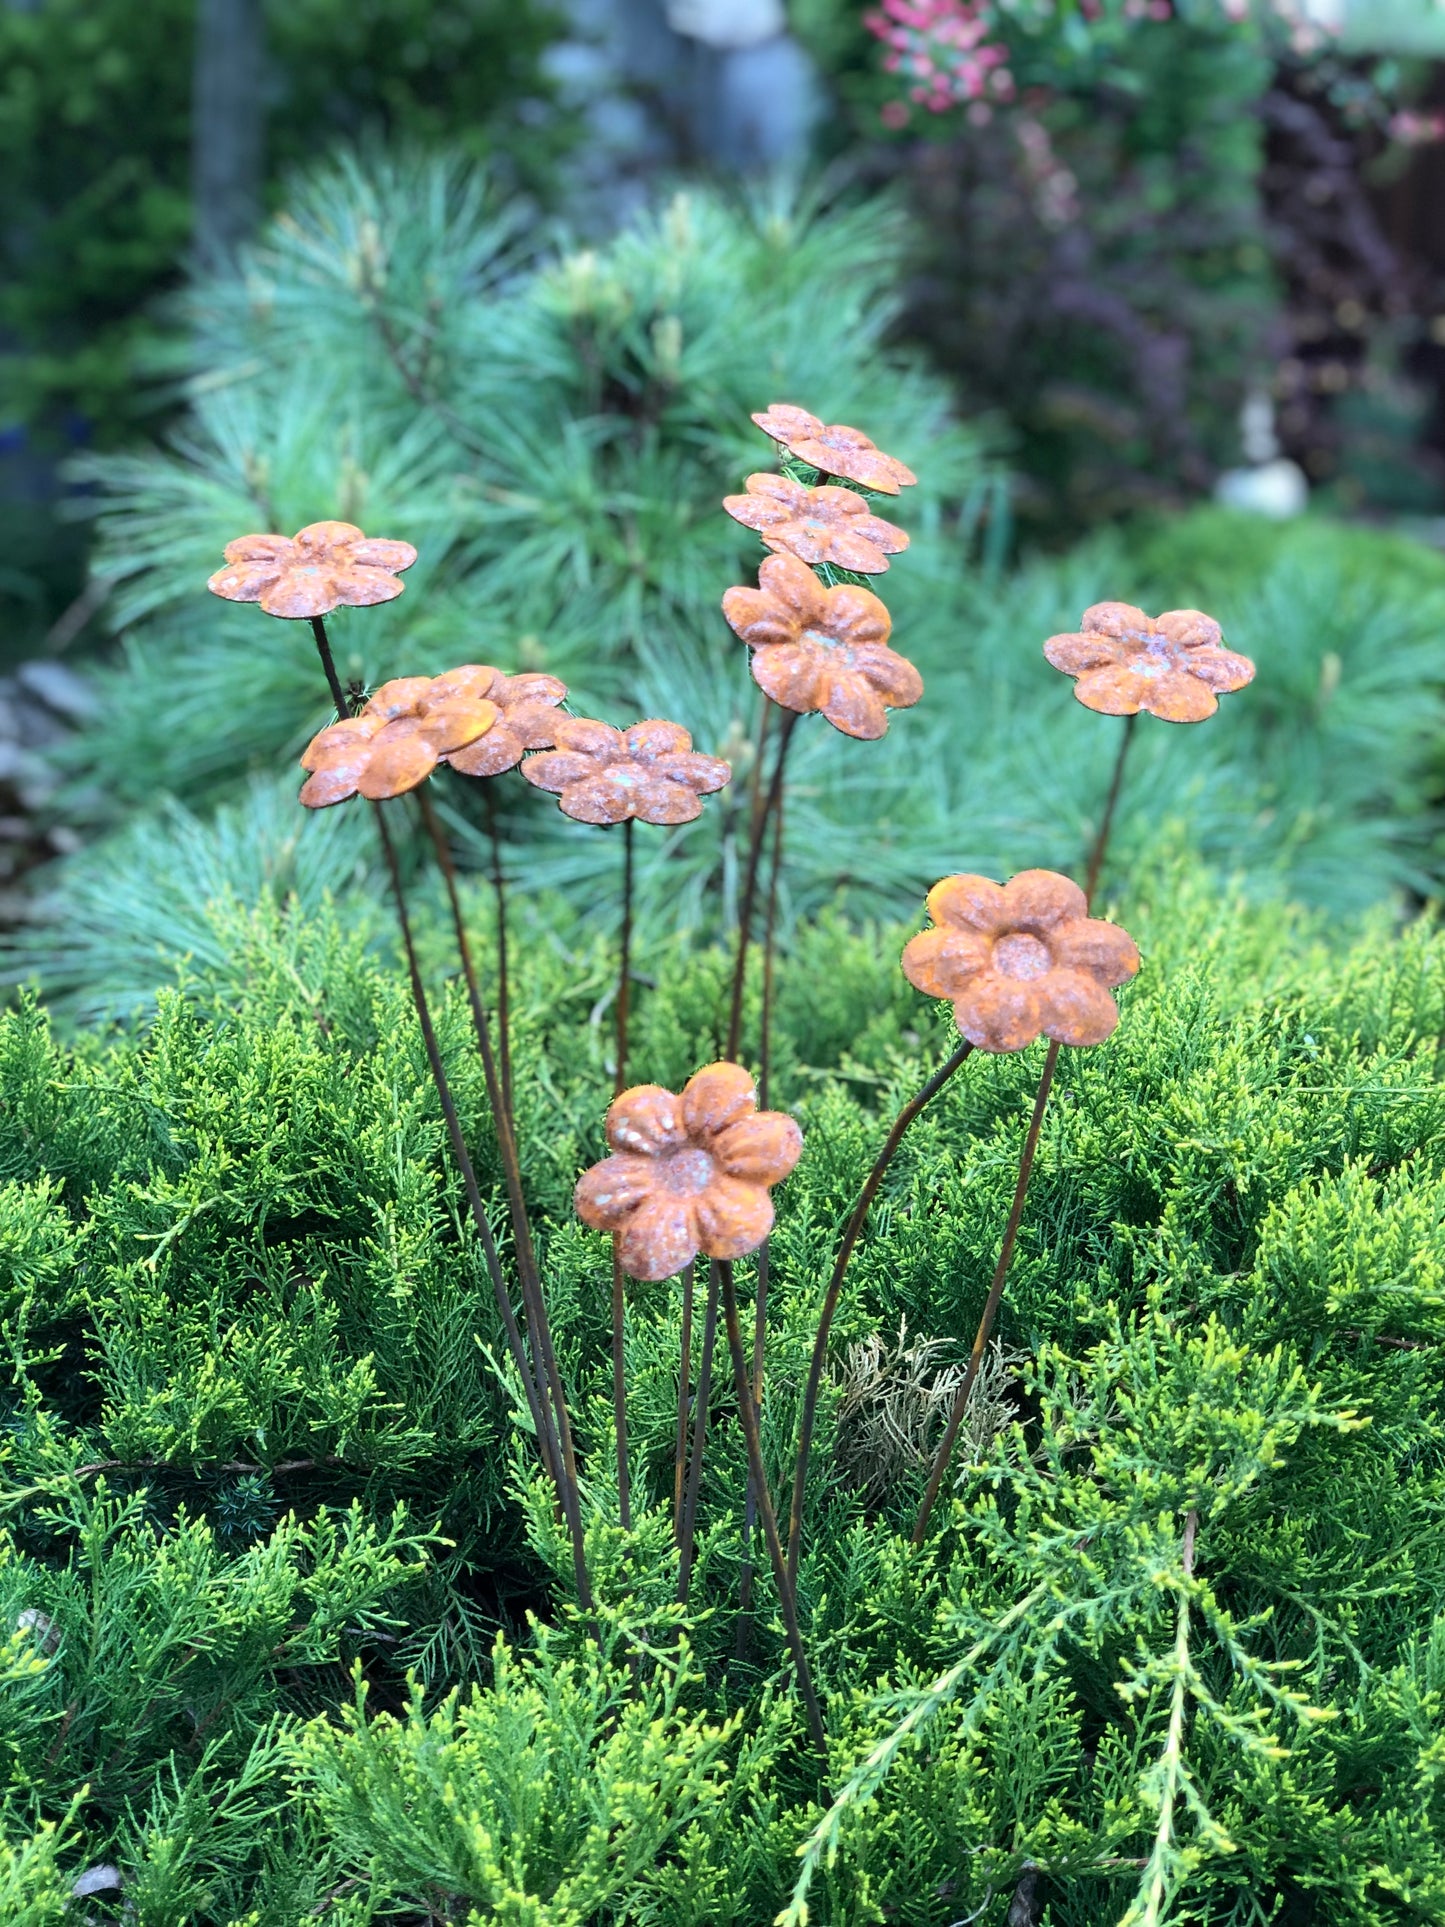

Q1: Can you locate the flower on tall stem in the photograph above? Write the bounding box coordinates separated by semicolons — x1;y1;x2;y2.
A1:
723;474;910;574
1044;601;1254;724
207;521;417;618
297;674;502;807
523;718;731;824
575;1063;803;1282
902;869;1139;1051
751;404;918;495
722;553;922;740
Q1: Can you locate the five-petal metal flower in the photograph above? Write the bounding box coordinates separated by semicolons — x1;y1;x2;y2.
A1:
207;521;418;619
575;1062;803;1281
298;673;499;806
902;869;1140;1052
1043;601;1254;724
752;404;918;495
723;473;910;574
422;666;569;778
522;717;731;824
721;552;922;739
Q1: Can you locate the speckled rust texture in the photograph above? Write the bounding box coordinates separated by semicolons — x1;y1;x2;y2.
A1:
208;521;418;619
298;672;499;807
523;718;731;825
751;404;918;495
1043;601;1254;724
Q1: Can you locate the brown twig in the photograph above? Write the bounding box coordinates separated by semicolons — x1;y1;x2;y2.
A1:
788;1037;975;1583
308;615;351;721
725;709;798;1062
482;786;516;1126
913;1039;1061;1545
719;1261;829;1769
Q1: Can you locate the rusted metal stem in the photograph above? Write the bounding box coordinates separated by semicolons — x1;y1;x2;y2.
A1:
719;1261;829;1769
677;1261;720;1604
787;1036;975;1584
483;786;515;1124
308;615;350;720
1084;712;1138;904
912;1039;1061;1546
414;788;567;1496
738;786;786;1634
612;817;635;1529
725;709;798;1063
373;800;592;1607
672;1261;695;1542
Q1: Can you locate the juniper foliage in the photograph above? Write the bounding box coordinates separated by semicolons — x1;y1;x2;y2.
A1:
2;858;1444;1922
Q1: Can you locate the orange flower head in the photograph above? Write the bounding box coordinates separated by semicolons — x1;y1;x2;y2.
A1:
298;671;499;807
721;552;922;740
902;869;1140;1053
575;1062;803;1281
208;521;418;620
751;403;917;495
723;473;910;575
522;717;731;825
1043;601;1254;724
422;665;569;778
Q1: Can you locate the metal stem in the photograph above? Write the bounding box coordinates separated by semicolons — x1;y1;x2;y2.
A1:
719;1261;829;1770
677;1260;720;1604
308;615;350;719
612;817;635;1529
483;786;515;1123
787;1036;975;1584
1084;712;1138;904
672;1260;695;1541
912;1039;1061;1546
725;710;798;1063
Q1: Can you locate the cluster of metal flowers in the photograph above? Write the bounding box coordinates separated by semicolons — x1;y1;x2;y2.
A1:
206;404;1257;1287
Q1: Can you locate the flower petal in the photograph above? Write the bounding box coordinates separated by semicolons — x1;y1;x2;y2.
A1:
606;1084;689;1157
503;697;568;748
651;751;731;796
498;672;568;710
411;697;498;754
626;719;692;760
348;538;418;572
1155;608;1223;651
722;584;797;649
752;404;824;443
356;728;438;799
818;668;888;740
221;533;292;565
522;750;601;795
901;926;991;999
1139;669;1218;724
552;716;623;760
1051;917;1141;986
575;1153;658;1230
426;664;501;705
751;640;827;715
619;1197;699;1282
745;471;809;509
926;874;1008;934
1043;631;1125;676
851;642;922;707
1188;647;1255;695
758;552;830;625
1002;870;1086;931
1079;601;1152;639
257;571;349;619
826;528;891;574
293;520;366;553
366;677;433;720
299;767;361;809
682;1062;757;1139
207;561;280;602
446;722;525;778
821;582;891;649
711;1112;804;1183
694;1175;774;1261
954;975;1045;1053
330;566;408;610
1071;666;1152;717
1039;969;1122;1047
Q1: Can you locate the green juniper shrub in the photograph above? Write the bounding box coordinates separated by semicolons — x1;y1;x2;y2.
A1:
2;869;1445;1919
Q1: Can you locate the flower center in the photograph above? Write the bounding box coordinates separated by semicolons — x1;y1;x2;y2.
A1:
609;760;648;788
658;1147;715;1197
803;625;849;661
993;932;1051;980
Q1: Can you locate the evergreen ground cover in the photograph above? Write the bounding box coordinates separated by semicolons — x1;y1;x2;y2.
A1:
3;870;1445;1922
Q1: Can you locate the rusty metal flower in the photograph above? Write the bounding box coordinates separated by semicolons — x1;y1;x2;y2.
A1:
420;666;569;778
751;404;917;495
299;672;499;807
1043;601;1254;724
723;473;910;574
902;869;1140;1052
207;521;418;619
522;717;731;825
575;1061;803;1281
721;551;922;740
